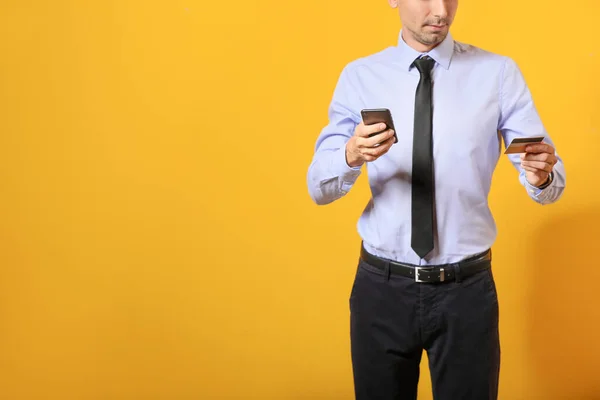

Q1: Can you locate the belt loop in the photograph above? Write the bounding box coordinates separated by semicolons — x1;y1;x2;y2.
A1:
383;261;391;282
454;262;462;283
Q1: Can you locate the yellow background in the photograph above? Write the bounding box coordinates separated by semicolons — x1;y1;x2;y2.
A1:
0;1;598;399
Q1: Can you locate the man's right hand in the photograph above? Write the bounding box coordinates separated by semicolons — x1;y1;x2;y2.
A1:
345;122;396;168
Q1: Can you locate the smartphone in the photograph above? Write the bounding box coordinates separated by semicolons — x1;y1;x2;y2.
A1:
360;108;398;143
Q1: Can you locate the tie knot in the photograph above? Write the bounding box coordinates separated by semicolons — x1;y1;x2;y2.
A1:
413;56;435;77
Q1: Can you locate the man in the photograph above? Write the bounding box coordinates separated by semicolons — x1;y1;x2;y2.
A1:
306;0;566;399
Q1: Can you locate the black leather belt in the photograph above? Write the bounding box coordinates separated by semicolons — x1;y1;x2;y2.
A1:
360;243;492;283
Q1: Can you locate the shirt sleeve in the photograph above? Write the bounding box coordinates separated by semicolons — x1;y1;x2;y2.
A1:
307;65;362;205
498;57;566;205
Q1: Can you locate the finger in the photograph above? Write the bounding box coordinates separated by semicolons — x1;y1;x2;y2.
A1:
356;129;391;148
521;160;553;172
375;136;396;153
362;136;395;158
364;129;395;147
357;123;387;138
521;152;553;160
521;160;552;171
521;152;557;165
524;143;555;154
521;165;541;173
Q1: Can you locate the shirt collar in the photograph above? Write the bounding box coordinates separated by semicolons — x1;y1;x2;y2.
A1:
395;29;455;71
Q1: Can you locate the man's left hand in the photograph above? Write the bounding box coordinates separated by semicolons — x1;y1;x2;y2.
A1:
520;143;557;187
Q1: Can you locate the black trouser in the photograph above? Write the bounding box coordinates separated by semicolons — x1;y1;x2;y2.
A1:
349;253;500;399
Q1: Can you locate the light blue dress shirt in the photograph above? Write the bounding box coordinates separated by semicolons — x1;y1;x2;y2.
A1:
307;30;566;265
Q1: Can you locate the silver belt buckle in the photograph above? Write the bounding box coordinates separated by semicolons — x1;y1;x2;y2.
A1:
415;267;444;283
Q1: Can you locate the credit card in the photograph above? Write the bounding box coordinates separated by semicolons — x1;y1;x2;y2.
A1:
504;136;545;154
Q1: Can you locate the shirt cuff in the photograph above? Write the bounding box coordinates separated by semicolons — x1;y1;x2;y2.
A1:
332;146;361;192
523;171;554;197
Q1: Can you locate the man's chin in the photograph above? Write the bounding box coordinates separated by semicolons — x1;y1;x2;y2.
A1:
420;31;447;45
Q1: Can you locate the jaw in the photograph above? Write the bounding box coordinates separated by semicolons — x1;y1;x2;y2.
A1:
410;26;448;47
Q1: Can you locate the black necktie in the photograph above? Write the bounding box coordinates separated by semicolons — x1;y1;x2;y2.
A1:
411;56;436;259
